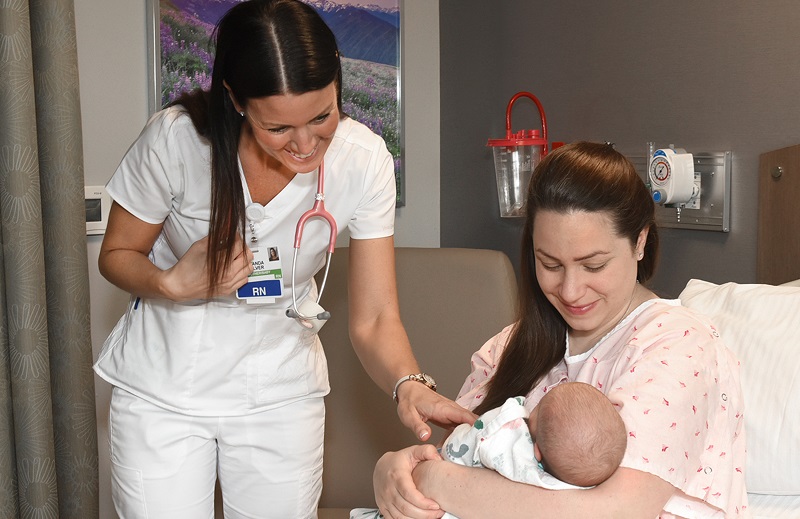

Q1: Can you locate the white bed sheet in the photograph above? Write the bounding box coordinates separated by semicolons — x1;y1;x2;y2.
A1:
748;493;800;518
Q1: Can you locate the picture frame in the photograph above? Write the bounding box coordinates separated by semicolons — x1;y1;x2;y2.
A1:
145;0;404;206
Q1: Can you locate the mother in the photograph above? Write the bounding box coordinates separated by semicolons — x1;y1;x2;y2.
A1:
374;142;747;518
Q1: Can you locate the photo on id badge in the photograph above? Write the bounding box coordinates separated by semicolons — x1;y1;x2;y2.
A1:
237;245;284;304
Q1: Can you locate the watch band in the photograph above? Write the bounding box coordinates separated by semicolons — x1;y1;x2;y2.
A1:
392;373;437;402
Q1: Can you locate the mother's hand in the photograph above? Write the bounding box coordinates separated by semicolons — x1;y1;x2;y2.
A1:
374;445;445;519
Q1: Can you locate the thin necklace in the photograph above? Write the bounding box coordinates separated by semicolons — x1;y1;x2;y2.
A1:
572;281;640;353
614;282;639;330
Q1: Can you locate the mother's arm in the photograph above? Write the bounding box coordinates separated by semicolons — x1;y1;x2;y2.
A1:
414;459;675;519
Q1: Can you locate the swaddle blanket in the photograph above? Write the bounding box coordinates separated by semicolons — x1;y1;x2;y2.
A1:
442;396;579;490
350;397;579;519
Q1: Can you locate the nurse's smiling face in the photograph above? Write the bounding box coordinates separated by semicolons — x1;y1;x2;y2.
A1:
238;82;340;174
533;209;646;352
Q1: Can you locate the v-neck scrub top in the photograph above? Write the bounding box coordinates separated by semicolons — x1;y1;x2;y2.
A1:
94;107;396;415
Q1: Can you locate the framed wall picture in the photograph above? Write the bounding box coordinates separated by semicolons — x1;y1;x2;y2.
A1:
145;0;404;205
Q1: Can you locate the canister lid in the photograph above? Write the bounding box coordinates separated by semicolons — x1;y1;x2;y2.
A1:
487;129;547;148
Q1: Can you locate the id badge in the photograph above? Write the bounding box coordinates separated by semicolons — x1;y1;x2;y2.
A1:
236;246;284;304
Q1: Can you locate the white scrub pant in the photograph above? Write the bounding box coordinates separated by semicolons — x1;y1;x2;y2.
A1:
108;387;325;519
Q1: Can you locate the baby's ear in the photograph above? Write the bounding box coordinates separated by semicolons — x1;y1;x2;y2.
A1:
533;442;542;462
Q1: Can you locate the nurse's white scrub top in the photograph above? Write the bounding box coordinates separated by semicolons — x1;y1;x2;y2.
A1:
94;107;396;416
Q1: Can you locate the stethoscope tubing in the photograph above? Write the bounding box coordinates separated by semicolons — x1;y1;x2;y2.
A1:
286;161;337;322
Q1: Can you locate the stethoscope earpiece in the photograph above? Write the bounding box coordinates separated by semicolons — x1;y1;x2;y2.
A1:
285;307;330;321
286;301;330;333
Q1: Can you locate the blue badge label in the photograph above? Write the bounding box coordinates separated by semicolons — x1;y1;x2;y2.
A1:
237;279;283;298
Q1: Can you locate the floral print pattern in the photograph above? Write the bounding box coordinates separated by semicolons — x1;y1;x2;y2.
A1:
455;300;748;518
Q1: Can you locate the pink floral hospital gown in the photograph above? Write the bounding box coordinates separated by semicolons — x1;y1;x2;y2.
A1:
456;299;748;519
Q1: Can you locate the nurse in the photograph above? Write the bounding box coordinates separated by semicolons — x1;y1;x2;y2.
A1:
94;1;474;517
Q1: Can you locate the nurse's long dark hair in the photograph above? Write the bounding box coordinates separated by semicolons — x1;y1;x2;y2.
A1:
168;0;343;292
473;142;660;416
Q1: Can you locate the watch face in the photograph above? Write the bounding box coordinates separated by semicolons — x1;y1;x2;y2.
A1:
422;373;435;385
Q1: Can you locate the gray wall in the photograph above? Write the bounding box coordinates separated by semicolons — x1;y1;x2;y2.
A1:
439;1;800;297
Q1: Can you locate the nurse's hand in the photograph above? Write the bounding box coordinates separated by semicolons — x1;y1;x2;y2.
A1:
374;445;444;519
395;382;477;442
162;236;254;301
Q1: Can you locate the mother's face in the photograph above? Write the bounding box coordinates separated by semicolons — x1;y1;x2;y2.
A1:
532;209;647;353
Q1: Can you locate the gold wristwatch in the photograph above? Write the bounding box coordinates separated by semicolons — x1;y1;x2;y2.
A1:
393;373;437;402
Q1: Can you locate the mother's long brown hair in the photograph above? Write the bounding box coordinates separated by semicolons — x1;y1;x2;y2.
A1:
473;142;659;415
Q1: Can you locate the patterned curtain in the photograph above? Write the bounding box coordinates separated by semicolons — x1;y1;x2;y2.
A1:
0;1;99;518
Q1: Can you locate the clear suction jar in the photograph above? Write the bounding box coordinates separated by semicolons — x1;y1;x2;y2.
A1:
492;144;541;217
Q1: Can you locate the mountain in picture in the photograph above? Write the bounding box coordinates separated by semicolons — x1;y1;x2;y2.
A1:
305;0;399;66
164;0;398;66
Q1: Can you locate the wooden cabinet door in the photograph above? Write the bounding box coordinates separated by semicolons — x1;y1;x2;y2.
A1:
758;144;800;284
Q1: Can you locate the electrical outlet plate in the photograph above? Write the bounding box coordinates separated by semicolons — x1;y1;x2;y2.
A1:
625;145;731;232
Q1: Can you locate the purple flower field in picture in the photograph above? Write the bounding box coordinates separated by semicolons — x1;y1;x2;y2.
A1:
158;0;403;203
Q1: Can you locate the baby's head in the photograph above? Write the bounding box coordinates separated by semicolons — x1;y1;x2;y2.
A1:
528;382;626;487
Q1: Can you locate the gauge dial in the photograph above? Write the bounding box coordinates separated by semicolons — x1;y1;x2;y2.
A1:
650;157;671;184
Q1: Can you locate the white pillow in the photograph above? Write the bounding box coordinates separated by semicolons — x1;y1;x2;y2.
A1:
679;279;800;495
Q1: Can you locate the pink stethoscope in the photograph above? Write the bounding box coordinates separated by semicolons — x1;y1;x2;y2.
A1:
284;161;338;324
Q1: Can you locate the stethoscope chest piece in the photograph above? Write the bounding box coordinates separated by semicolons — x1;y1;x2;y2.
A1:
286;299;329;333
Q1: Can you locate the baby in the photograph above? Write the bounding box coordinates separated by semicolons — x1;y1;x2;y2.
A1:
443;381;627;490
350;382;626;519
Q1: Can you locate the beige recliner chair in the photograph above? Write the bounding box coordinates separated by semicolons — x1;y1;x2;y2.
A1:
316;247;518;518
